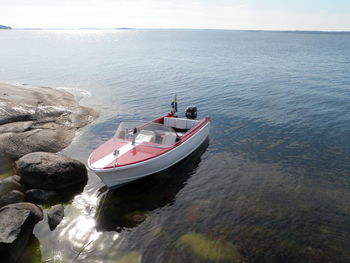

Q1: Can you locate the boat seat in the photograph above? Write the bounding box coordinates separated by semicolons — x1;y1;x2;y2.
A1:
136;130;155;144
162;132;177;146
164;117;199;130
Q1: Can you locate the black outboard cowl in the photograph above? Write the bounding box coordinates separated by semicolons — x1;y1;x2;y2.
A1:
185;106;197;119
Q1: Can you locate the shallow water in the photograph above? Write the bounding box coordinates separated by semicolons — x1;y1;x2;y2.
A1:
1;29;350;262
0;155;14;179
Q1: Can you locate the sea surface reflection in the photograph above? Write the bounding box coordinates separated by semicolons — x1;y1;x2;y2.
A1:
1;29;350;262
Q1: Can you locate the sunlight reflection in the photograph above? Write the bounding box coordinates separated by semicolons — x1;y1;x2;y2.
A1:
52;253;63;263
65;216;102;254
74;192;99;215
112;233;119;241
57;191;106;257
47;29;133;41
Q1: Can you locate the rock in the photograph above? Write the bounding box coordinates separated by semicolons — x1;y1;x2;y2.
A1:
0;83;97;159
16;235;42;263
0;202;43;263
115;251;141;263
0;155;14;178
176;232;244;262
25;189;59;204
0;176;24;196
16;152;88;190
12;174;21;183
0;190;25;208
47;204;64;230
0;123;76;160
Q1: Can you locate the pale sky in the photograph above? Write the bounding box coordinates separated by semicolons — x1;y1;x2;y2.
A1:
1;0;350;31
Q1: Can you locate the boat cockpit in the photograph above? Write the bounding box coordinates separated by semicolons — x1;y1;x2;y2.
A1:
113;118;200;148
114;121;178;148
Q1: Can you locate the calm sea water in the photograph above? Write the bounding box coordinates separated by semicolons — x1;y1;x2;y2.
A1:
1;29;350;263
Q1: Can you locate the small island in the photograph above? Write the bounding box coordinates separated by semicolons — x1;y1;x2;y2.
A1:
0;25;12;29
115;27;136;30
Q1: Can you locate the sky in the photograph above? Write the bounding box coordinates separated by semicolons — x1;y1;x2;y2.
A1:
1;0;350;31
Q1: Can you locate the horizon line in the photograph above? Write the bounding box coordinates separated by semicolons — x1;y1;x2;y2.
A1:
5;27;350;33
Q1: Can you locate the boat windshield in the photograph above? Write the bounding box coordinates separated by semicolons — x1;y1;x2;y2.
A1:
114;121;178;148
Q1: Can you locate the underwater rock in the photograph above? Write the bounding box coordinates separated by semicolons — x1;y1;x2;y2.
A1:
11;174;21;183
0;83;97;159
176;232;244;262
123;210;147;226
115;251;142;263
17;234;42;263
25;188;60;204
47;204;64;230
0;202;43;263
0;190;25;208
0;176;24;196
16;152;88;190
0;155;14;178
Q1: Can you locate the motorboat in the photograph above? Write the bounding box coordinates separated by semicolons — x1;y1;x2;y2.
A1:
88;106;210;188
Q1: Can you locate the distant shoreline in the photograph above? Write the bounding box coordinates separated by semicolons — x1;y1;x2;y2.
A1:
0;25;12;29
4;27;350;34
11;27;136;31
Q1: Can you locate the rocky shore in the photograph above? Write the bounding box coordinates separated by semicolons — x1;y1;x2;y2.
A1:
0;83;97;159
0;83;97;263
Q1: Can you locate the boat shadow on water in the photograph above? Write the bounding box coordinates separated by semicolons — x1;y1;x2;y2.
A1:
95;137;209;231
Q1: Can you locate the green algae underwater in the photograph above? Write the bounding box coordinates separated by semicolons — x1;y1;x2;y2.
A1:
0;155;14;179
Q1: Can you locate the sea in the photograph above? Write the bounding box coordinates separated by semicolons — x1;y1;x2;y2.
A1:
1;29;350;263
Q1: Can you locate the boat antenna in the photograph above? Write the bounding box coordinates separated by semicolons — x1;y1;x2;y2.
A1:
171;94;178;116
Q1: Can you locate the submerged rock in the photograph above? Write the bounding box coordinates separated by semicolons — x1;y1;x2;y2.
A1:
0;190;25;208
0;176;24;196
25;188;60;204
0;202;43;263
0;83;97;159
12;174;21;183
0;155;14;178
176;232;244;262
16;152;88;190
47;204;64;230
123;210;147;226
17;235;42;263
25;182;86;205
115;251;142;263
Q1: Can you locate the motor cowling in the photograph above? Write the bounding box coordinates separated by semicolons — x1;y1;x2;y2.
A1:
185;106;197;119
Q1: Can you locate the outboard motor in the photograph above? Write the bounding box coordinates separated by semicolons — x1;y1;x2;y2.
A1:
185;106;197;119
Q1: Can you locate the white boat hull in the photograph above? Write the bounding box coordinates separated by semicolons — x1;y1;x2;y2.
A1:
89;122;210;188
